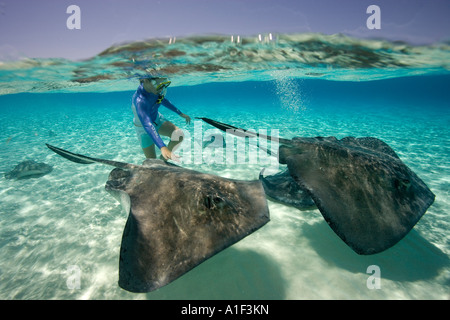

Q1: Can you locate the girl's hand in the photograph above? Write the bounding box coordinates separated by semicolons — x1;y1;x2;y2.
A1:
161;147;179;162
180;113;191;124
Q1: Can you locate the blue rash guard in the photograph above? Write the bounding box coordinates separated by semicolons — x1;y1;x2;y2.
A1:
132;83;182;149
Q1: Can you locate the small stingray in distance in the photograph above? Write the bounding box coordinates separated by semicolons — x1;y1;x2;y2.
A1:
4;160;53;179
46;144;269;293
199;117;436;255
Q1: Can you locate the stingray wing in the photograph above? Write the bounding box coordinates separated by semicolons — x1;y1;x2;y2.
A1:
106;165;270;293
282;137;435;254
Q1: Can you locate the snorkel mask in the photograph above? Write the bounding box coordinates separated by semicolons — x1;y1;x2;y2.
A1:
139;75;171;102
155;80;171;96
147;78;171;103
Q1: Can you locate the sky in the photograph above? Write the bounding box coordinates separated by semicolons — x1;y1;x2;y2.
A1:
0;0;449;61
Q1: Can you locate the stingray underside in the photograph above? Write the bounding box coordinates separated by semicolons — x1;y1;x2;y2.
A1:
280;136;435;255
106;161;270;293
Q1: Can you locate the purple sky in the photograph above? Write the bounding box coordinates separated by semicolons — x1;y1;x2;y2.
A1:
0;0;449;60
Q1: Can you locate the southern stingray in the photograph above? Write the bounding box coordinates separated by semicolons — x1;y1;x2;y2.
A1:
198;117;435;255
4;160;53;179
45;144;269;293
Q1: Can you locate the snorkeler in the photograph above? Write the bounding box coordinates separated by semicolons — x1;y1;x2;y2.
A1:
132;76;191;160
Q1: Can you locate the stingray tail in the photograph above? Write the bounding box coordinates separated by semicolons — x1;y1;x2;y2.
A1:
46;144;137;170
196;117;292;146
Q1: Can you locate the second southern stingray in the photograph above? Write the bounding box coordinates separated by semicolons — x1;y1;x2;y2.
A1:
259;168;316;210
4;160;53;179
46;144;269;293
199;117;436;255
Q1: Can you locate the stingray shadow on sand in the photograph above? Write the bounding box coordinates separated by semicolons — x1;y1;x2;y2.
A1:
302;220;449;282
144;246;287;299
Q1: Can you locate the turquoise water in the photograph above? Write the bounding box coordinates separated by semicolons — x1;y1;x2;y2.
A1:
0;34;449;299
